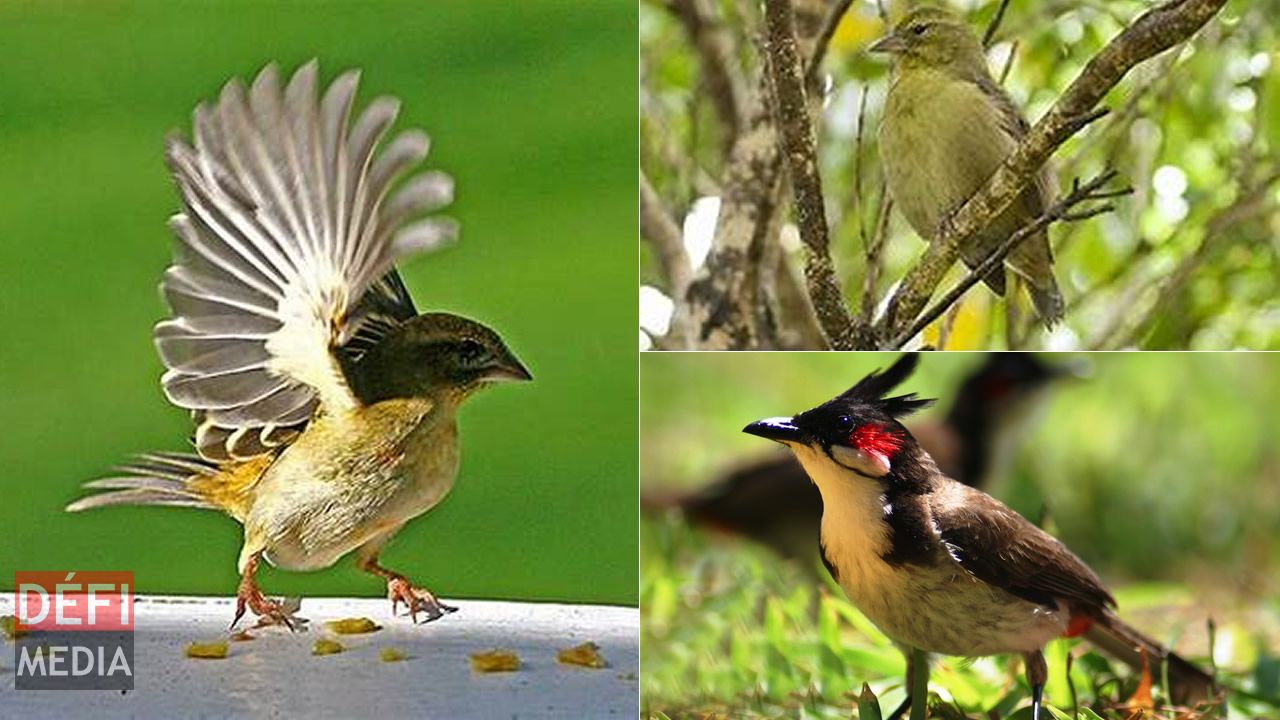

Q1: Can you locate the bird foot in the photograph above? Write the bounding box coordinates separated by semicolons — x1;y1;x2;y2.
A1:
386;575;457;624
231;577;299;631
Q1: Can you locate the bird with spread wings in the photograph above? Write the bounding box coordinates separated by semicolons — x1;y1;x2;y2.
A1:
68;61;531;628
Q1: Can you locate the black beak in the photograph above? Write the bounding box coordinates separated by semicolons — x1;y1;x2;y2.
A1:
743;417;806;444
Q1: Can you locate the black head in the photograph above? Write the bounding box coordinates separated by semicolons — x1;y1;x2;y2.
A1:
743;354;934;479
352;312;531;403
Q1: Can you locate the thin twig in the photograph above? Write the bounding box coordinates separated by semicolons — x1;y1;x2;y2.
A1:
983;0;1014;47
666;0;747;144
859;183;892;328
808;0;856;80
763;0;858;349
888;170;1130;348
999;40;1019;85
879;0;1228;339
873;0;889;25
1110;167;1280;347
639;171;693;300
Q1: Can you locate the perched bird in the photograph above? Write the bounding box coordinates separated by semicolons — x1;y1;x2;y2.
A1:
873;6;1064;325
744;355;1213;719
663;354;1070;561
67;61;531;628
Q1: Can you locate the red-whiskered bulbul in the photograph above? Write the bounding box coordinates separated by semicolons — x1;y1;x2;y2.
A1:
743;354;1214;719
668;354;1070;561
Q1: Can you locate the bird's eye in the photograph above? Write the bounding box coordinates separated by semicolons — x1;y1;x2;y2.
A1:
836;415;853;430
910;23;928;36
456;339;486;364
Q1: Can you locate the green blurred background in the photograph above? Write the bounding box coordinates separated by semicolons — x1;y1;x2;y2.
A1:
0;0;636;605
643;352;1280;581
641;352;1280;716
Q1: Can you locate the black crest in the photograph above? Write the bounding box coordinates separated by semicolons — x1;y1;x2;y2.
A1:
837;353;934;418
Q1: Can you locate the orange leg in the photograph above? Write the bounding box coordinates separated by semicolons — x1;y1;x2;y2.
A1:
231;552;297;631
359;555;457;624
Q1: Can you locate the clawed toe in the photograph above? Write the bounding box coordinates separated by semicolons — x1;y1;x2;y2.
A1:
387;576;457;624
232;583;299;631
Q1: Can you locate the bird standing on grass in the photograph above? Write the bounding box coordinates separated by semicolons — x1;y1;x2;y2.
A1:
67;61;531;628
873;6;1065;326
744;355;1213;720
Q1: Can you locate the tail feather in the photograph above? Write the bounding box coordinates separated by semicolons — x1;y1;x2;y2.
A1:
67;453;219;513
1028;280;1065;328
1084;610;1216;706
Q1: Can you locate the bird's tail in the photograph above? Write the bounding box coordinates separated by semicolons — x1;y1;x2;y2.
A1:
1022;274;1065;328
66;452;221;513
1083;609;1217;706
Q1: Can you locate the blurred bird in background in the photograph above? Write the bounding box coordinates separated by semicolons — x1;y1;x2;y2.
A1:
67;61;531;628
649;354;1073;562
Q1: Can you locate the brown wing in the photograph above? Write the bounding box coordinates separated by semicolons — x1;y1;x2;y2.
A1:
972;74;1057;218
157;61;456;461
932;483;1114;612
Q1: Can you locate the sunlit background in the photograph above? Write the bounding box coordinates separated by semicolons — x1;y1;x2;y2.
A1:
0;0;637;606
641;0;1280;349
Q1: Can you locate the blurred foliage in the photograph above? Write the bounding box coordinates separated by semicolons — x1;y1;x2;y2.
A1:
640;0;1280;349
640;352;1280;716
0;0;637;605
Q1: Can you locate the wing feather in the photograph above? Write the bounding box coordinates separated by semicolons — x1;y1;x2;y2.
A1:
156;61;452;461
933;484;1114;612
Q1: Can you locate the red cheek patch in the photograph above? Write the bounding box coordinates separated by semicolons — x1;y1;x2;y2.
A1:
848;423;904;462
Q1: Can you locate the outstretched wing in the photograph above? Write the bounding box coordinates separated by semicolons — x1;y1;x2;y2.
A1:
155;61;455;461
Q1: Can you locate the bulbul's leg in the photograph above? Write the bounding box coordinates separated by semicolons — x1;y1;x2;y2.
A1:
1025;649;1048;720
231;551;297;631
887;647;930;720
355;531;457;624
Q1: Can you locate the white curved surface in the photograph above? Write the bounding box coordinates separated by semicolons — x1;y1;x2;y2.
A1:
0;595;639;718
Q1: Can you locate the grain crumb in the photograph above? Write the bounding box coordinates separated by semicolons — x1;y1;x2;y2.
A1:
470;648;520;672
185;641;229;659
312;637;344;656
557;641;607;669
379;647;408;663
324;617;381;634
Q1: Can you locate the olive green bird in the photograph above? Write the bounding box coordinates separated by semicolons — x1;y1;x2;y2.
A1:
66;61;531;628
873;6;1064;326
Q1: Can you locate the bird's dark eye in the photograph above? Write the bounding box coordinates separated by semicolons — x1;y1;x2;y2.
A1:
456;339;485;364
910;23;928;35
836;415;853;431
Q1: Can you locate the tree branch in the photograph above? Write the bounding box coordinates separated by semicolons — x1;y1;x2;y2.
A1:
639;171;692;300
888;170;1131;348
666;0;747;143
878;0;1228;339
763;0;858;349
982;0;1014;48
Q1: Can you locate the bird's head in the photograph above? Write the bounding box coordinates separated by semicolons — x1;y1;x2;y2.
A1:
352;312;531;404
744;354;934;482
868;6;987;76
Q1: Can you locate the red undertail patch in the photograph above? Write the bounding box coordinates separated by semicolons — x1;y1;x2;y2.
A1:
1063;615;1094;638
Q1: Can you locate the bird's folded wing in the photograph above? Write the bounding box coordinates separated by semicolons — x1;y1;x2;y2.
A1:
933;484;1115;612
154;61;456;461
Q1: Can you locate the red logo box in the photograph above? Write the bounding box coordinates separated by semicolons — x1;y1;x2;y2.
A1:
14;571;134;632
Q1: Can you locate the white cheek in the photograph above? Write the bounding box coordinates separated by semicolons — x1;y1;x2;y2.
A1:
830;444;891;477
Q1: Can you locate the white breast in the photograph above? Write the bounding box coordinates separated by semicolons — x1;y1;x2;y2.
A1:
791;444;1069;657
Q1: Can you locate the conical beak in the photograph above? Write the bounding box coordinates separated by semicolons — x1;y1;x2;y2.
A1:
743;417;806;444
868;33;907;54
486;352;533;383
